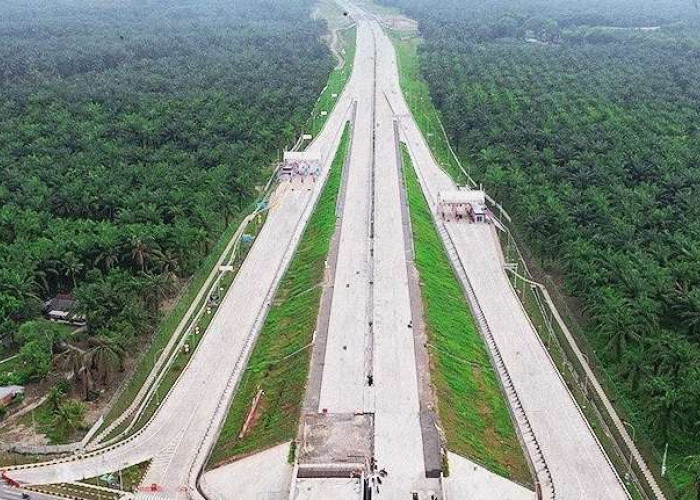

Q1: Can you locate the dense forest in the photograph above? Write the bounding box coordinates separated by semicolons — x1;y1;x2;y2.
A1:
0;0;333;389
378;0;700;496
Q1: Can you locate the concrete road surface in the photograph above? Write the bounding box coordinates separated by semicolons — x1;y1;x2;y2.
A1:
370;4;631;497
302;6;440;497
317;20;375;415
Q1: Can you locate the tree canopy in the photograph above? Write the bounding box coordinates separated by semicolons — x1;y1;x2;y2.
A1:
0;0;333;387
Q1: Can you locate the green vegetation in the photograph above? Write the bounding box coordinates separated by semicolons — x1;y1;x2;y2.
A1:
309;25;356;139
380;0;700;496
388;30;466;185
111;213;267;441
13;383;87;444
208;123;350;467
0;321;80;385
83;460;150;492
304;1;357;146
102;209;257;430
402;146;530;485
0;0;333;402
29;483;121;500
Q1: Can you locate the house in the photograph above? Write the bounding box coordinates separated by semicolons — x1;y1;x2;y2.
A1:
43;294;85;324
0;385;24;407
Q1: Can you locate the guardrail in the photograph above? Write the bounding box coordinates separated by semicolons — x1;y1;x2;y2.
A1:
436;223;555;499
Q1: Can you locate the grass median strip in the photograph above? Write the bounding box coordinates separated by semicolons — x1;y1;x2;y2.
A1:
402;145;531;485
207;123;350;468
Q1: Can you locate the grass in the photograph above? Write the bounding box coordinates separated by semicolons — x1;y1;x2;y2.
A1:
402;145;531;486
388;28;470;186
29;483;120;500
82;460;150;492
301;13;356;147
207;123;350;468
0;355;23;381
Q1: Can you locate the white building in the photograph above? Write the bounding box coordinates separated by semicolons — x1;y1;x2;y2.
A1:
281;152;322;181
437;189;489;223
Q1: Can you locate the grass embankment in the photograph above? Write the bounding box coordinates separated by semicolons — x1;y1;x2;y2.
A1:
208;123;350;468
389;29;469;185
302;6;356;146
402;146;531;485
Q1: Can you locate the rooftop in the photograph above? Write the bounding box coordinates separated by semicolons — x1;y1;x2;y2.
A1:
438;189;487;206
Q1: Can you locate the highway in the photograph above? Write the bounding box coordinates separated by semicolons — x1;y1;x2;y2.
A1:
3;2;633;499
307;8;439;497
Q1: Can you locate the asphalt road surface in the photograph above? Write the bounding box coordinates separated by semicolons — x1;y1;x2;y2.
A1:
0;484;58;500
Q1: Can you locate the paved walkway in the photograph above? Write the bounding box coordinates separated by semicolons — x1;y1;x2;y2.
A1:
200;443;292;500
444;453;534;500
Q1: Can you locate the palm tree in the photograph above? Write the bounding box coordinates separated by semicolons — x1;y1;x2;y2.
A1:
646;375;685;442
94;247;120;271
46;386;66;413
89;335;125;386
159;249;180;276
51;400;85;436
139;272;177;313
619;344;647;393
59;346;91;400
127;238;161;273
61;252;84;289
674;283;700;339
0;270;39;303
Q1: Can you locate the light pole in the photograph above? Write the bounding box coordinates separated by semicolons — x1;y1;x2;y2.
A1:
622;420;636;482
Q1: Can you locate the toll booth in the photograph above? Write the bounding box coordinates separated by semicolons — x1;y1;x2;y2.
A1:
437;189;489;223
281;152;322;182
